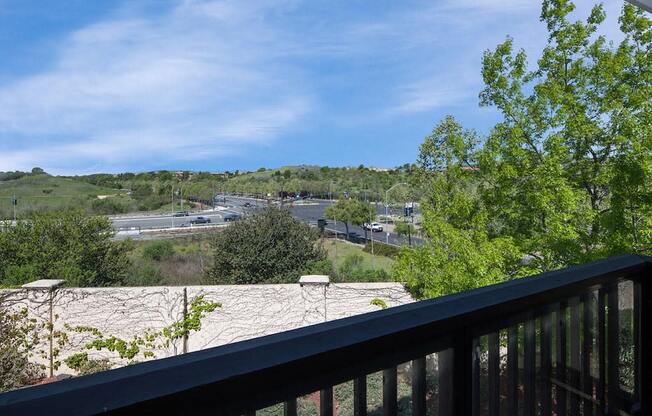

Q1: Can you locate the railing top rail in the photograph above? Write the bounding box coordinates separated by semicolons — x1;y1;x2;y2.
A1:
1;254;649;416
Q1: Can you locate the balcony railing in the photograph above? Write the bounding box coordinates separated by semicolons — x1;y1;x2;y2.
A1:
0;254;650;415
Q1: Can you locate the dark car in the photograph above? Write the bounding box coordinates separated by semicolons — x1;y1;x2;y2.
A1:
173;211;189;217
223;213;241;222
243;202;252;208
190;216;211;224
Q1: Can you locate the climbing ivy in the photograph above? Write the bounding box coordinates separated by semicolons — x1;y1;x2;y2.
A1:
64;295;221;366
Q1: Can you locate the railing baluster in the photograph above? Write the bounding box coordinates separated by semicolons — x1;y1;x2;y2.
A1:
488;333;500;416
383;368;397;416
320;387;333;416
507;326;518;415
633;281;641;404
581;293;594;415
354;376;367;416
640;275;652;415
569;297;581;415
412;357;426;416
284;399;297;416
597;288;606;416
607;284;620;414
439;349;452;416
540;313;552;416
472;338;480;416
524;319;536;416
556;301;568;416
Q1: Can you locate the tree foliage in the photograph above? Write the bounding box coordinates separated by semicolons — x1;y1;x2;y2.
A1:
0;210;132;287
205;207;326;284
324;198;375;238
396;2;652;299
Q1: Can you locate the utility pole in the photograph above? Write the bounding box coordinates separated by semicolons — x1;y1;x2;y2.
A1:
12;194;17;223
171;186;175;228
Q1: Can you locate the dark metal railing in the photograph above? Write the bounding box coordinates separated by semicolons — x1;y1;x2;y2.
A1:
0;254;650;416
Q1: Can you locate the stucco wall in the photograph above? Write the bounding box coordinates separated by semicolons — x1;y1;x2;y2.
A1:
0;283;413;375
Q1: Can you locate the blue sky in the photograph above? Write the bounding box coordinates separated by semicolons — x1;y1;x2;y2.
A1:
0;0;627;174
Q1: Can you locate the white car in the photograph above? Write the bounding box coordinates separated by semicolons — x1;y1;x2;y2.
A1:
363;222;383;232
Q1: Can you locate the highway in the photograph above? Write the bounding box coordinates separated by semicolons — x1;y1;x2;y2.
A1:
111;196;423;247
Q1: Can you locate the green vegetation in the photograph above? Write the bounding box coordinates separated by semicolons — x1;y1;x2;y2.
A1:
64;295;219;366
396;1;652;299
324;198;376;239
324;240;395;282
205;207;326;284
0;307;42;392
0;210;132;287
1;166;419;219
0;173;124;219
126;236;211;286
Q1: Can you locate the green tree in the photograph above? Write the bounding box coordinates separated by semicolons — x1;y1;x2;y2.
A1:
324;198;375;240
396;1;652;299
478;1;652;268
205;207;326;284
394;220;416;246
394;117;524;299
0;210;132;287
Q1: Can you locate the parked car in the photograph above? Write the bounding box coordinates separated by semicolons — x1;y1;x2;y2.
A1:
173;211;189;217
363;222;383;232
223;213;241;222
191;216;211;224
243;202;252;208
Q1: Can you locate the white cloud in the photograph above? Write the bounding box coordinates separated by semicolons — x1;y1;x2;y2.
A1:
0;0;311;173
0;0;629;172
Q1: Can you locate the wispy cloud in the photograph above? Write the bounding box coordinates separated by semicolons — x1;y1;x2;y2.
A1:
0;0;311;173
0;0;628;173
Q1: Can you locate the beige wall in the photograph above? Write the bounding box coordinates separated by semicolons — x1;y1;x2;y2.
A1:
0;283;413;375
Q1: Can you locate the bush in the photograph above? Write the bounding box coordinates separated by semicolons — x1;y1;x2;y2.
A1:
0;307;44;392
303;259;334;276
206;207;325;284
125;262;163;286
363;242;400;258
91;198;129;215
0;210;132;287
142;241;174;261
336;253;391;283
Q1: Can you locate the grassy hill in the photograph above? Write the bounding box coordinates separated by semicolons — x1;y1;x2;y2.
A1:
0;174;128;219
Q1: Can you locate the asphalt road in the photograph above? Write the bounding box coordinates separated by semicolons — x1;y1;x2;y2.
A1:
223;196;423;247
111;208;242;231
111;196;423;247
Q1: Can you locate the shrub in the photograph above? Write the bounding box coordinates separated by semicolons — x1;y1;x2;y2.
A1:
363;242;400;258
142;241;175;261
0;307;44;392
91;198;129;215
206;207;325;284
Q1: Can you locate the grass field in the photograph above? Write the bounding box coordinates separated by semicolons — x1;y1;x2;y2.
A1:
322;239;395;273
0;174;123;219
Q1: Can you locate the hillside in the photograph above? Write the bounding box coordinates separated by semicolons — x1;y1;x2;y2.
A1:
0;165;419;218
0;174;128;219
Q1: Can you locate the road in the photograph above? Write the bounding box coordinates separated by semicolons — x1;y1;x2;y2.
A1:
211;196;422;247
111;196;423;246
111;208;242;231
